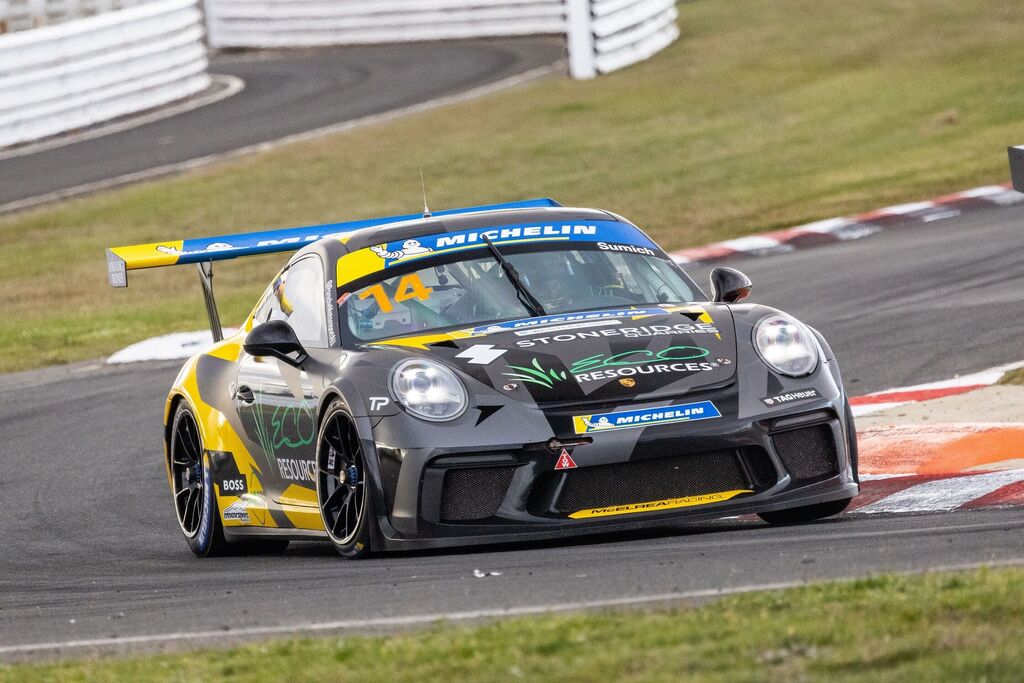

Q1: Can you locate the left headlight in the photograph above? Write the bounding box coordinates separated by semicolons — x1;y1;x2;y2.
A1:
754;314;818;377
390;359;468;422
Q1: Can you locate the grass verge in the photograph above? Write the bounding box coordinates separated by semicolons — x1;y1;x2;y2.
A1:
3;568;1024;681
3;0;1024;372
998;368;1024;386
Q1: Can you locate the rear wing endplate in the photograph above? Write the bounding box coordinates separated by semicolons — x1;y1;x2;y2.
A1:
104;198;561;341
1009;146;1024;193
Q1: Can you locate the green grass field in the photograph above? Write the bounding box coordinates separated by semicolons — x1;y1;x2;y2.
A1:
999;368;1024;386
3;568;1023;682
3;0;1023;373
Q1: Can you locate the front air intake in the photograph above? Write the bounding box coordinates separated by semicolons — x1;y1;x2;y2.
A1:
771;424;839;482
440;466;516;522
553;449;749;514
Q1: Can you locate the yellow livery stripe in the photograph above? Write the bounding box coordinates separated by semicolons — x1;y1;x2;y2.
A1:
568;489;752;519
109;241;184;270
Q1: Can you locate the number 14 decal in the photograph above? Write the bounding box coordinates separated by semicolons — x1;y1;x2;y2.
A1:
357;273;433;313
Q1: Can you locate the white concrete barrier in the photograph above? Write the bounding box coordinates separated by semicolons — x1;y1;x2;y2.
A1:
568;0;678;78
204;0;678;79
0;0;209;148
205;0;568;47
1;0;155;33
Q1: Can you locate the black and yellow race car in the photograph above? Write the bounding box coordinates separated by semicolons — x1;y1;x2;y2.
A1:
106;199;858;558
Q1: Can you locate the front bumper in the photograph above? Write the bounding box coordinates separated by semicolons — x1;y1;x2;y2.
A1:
367;388;858;552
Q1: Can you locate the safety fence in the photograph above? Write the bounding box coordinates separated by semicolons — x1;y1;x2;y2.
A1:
203;0;678;78
204;0;567;47
567;0;678;78
0;0;209;147
0;0;676;148
0;0;156;33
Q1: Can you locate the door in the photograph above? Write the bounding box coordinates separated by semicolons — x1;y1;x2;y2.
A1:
235;256;329;508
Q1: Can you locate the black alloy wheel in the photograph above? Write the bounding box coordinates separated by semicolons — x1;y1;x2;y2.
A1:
169;404;228;556
316;402;373;558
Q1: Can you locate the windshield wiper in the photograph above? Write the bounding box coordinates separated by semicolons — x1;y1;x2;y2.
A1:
481;236;546;318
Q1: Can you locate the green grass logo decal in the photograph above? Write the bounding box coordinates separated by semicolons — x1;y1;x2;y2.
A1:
503;358;568;389
571;346;710;374
250;386;316;470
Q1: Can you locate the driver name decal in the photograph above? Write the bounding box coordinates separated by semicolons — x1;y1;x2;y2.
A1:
573;401;722;434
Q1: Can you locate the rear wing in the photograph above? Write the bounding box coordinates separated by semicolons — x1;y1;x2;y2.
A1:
1009;145;1024;193
105;198;561;340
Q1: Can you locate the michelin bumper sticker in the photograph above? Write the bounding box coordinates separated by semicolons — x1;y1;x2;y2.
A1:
573;401;721;434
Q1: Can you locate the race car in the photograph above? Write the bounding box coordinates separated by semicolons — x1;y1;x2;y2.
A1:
106;198;859;558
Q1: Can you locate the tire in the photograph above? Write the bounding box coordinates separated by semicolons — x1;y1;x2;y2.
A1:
315;401;375;559
757;497;852;525
169;403;231;557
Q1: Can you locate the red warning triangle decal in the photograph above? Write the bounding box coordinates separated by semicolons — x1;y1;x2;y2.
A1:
554;449;577;470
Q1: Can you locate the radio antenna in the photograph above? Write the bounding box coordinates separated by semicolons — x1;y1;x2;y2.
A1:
420;167;431;218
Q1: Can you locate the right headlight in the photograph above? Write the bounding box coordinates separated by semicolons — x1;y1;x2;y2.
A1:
754;314;818;377
390;359;468;422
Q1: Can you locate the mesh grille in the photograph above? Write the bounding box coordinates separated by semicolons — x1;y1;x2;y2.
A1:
772;425;838;481
555;450;747;513
440;466;516;522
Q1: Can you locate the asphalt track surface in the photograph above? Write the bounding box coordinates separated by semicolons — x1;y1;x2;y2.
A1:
2;203;1023;657
0;38;566;209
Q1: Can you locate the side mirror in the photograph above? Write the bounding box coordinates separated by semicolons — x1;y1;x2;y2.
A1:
244;320;308;367
710;267;752;303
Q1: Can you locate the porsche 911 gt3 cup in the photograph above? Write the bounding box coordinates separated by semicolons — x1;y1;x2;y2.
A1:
106;198;858;557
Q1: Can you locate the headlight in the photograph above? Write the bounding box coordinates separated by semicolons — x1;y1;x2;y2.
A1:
390;359;468;422
754;314;818;377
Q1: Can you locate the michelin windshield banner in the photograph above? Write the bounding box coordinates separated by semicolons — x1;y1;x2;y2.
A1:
370;220;661;268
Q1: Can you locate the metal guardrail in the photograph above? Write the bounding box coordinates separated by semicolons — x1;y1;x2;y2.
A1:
0;0;209;148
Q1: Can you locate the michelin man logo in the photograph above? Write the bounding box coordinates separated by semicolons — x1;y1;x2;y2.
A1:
370;239;433;261
585;416;613;430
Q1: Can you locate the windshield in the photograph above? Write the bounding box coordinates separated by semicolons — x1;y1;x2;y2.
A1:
341;243;697;342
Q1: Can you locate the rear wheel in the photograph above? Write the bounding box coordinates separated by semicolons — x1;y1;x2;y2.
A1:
758;497;852;525
316;402;374;559
169;404;230;557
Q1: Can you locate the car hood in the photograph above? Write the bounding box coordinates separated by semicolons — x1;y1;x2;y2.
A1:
376;304;738;405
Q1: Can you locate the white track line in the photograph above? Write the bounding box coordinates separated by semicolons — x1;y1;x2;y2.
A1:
0;75;245;161
0;62;565;215
851;359;1024;417
3;558;1024;656
857;470;1024;514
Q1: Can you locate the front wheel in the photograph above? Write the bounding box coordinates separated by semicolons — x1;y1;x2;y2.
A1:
316;402;375;559
758;497;852;525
